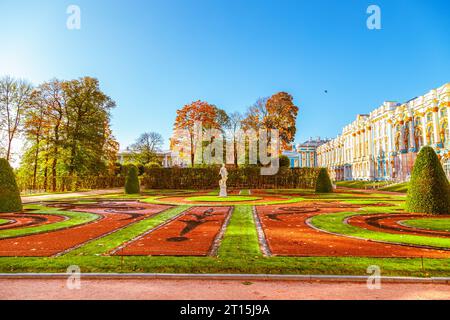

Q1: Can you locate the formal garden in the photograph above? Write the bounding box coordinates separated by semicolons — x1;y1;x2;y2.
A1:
0;146;449;277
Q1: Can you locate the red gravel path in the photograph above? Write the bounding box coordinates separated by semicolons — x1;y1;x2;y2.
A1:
0;202;171;257
0;213;65;231
2;278;450;300
256;203;450;258
114;206;232;256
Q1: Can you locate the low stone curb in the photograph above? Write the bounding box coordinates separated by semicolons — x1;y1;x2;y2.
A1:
0;273;449;284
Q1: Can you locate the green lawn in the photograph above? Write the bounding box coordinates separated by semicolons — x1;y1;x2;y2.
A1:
0;219;9;225
186;195;262;202
2;189;450;277
310;207;450;249
402;218;450;232
1;203;450;277
336;180;391;189
380;182;409;193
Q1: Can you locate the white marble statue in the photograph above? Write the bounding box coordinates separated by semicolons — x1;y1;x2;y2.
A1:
219;164;228;197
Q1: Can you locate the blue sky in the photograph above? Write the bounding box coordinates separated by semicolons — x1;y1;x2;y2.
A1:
1;0;450;151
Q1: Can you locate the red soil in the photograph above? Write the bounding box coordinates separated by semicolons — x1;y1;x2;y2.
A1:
0;202;171;257
255;203;450;258
0;213;65;231
348;214;450;238
113;206;232;256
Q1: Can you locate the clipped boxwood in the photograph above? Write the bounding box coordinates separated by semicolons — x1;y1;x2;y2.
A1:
279;155;291;168
406;146;450;214
125;165;140;194
0;158;23;212
315;168;333;193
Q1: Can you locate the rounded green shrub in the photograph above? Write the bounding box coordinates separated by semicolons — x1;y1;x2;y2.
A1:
125;164;140;194
406;146;450;214
145;162;162;169
315;168;333;193
0;158;23;212
279;155;291;168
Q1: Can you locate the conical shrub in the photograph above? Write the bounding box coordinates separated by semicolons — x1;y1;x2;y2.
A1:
315;168;333;193
406;146;450;214
125;164;140;194
0;158;23;212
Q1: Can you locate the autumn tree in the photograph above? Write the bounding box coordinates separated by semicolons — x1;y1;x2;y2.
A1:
63;77;116;178
17;77;118;191
173;100;224;166
0;76;33;161
22;88;51;190
226;112;243;166
129;132;163;165
242;93;298;151
265;92;298;151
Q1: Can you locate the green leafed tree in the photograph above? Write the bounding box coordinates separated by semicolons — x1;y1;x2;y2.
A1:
125;164;140;194
406;146;450;214
0;158;22;212
315;168;333;193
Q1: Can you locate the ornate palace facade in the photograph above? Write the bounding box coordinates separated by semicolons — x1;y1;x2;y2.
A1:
317;83;450;181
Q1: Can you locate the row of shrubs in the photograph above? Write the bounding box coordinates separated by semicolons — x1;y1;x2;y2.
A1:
142;166;321;189
17;175;125;193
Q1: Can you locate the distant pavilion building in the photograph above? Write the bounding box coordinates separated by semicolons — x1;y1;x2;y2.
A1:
283;137;330;168
117;148;174;168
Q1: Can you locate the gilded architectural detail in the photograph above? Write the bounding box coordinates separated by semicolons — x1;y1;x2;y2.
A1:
317;83;450;181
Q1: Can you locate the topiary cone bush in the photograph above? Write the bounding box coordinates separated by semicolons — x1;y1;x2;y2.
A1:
315;168;333;193
406;146;450;214
0;158;23;212
125;164;140;194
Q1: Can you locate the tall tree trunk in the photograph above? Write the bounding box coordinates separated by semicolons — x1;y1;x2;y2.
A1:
32;138;40;190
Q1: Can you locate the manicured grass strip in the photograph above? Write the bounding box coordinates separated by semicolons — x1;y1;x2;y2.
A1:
0;205;99;239
336;180;391;189
310;210;450;249
380;182;409;193
218;205;261;258
66;205;191;256
239;189;251;195
144;196;306;206
2;255;450;277
186;196;261;202
0;219;9;225
402;219;450;232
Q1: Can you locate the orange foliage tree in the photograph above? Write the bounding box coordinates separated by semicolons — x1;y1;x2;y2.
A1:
243;92;298;152
173;100;222;166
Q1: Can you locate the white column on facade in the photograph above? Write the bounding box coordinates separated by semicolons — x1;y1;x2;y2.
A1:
421;116;427;145
432;107;440;146
387;120;393;153
409;117;415;150
447;103;450;144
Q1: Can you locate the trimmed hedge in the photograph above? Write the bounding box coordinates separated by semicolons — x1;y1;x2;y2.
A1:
406;146;450;214
125;165;140;194
0;158;23;212
143;166;320;189
315;168;333;193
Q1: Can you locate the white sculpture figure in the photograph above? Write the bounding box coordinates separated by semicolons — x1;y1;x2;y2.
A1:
219;164;228;197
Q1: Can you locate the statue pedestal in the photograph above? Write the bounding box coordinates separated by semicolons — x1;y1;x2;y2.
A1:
219;185;227;197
